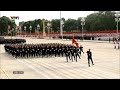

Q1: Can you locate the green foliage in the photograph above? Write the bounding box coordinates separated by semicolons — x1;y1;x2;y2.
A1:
85;11;117;31
64;18;77;32
0;16;16;35
51;19;60;32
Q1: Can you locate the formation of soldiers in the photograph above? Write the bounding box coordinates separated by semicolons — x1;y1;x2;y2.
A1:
4;43;84;62
0;39;26;44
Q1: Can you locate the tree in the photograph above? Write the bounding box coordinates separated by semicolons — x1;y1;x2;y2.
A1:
0;16;15;35
51;19;60;32
64;18;77;32
85;11;116;31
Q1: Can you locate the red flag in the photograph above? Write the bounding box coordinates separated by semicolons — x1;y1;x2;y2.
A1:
72;35;79;48
72;35;76;44
75;42;79;48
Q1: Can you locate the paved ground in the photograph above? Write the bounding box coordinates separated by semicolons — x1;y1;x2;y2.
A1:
0;36;119;79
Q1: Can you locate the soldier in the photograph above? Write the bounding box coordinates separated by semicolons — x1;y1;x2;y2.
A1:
114;41;116;49
19;45;22;58
42;45;46;57
49;44;52;56
109;37;110;43
26;46;30;58
51;45;54;57
57;45;60;57
61;45;65;57
36;45;39;58
59;45;62;57
24;46;27;58
64;48;69;62
86;49;94;67
32;45;36;57
22;45;25;58
39;44;42;57
54;46;57;57
79;45;84;56
34;44;38;57
64;47;71;62
16;45;20;58
74;47;81;62
70;47;75;62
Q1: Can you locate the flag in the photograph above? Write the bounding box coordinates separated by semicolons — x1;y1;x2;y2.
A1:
75;42;79;48
72;35;79;48
72;35;76;44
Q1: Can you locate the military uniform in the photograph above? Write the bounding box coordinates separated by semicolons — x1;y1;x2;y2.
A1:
86;49;94;67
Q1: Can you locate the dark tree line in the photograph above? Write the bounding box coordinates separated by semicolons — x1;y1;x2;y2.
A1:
20;11;118;33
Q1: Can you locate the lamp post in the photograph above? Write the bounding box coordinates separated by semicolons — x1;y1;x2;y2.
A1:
115;13;120;39
60;11;64;40
42;19;46;37
15;27;17;36
60;19;64;39
81;17;85;40
29;25;32;37
37;24;40;37
47;22;51;39
24;26;26;37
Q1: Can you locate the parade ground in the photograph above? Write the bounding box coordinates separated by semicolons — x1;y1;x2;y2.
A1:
0;36;119;79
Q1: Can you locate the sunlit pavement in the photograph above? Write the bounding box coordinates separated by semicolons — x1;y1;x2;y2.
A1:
0;36;119;79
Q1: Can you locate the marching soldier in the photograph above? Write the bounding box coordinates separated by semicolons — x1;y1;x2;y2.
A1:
64;47;71;62
70;49;74;62
74;47;81;62
79;45;84;55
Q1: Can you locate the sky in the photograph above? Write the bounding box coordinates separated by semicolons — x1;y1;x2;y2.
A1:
0;11;94;26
